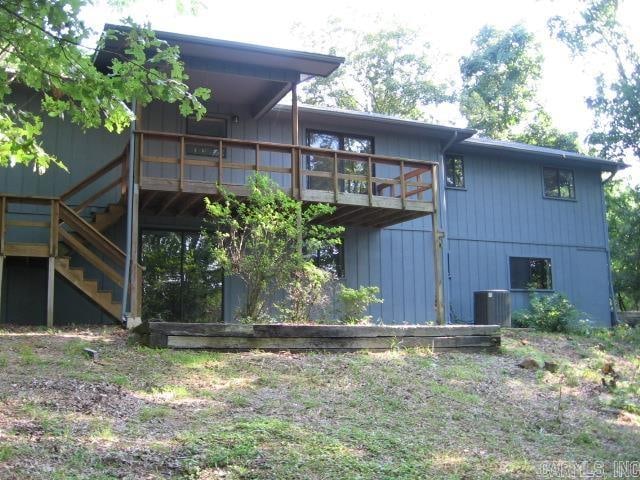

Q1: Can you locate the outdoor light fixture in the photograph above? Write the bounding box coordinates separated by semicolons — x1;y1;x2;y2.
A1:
231;114;240;125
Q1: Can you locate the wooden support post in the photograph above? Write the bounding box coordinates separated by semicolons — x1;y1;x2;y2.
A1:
138;133;144;179
291;82;299;146
120;151;128;197
47;256;55;328
49;199;59;257
179;136;185;191
431;164;445;325
218;140;223;185
400;161;406;209
367;156;373;206
129;184;141;317
291;147;298;198
291;83;301;200
333;152;339;203
255;144;260;172
0;196;5;256
0;256;4;321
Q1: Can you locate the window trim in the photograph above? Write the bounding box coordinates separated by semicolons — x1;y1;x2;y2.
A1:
542;166;577;201
444;153;466;190
508;256;554;292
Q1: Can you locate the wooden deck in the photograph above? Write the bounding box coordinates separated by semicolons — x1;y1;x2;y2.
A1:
133;322;501;353
136;130;438;227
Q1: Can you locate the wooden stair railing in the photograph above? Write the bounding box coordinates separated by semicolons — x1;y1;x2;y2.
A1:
0;146;140;325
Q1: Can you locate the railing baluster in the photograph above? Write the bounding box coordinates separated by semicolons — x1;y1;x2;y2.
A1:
179;136;185;191
333;152;339;203
367;156;373;206
0;196;5;256
218;139;223;185
291;147;297;198
255;144;260;173
49;199;59;257
120;149;128;197
400;161;406;209
0;196;7;256
297;148;303;199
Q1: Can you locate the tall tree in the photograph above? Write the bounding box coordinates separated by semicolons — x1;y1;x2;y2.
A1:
459;25;543;140
605;180;640;310
549;0;639;161
299;23;450;120
0;0;210;173
512;110;581;152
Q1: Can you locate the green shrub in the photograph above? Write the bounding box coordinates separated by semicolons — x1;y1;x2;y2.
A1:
513;292;588;333
337;285;383;324
276;262;333;324
205;173;343;323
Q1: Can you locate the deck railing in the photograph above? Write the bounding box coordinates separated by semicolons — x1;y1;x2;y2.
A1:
135;130;437;213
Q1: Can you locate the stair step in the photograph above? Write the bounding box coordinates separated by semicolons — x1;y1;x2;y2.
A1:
91;203;125;232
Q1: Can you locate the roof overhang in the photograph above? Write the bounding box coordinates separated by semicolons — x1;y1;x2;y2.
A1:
453;137;628;172
269;104;476;144
94;25;344;119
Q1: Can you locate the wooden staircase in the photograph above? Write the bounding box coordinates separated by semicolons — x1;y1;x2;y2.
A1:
55;257;121;318
91;202;125;232
0;146;140;326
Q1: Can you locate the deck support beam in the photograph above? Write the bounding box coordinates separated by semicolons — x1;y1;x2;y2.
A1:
431;165;445;325
129;185;141;319
0;256;4;320
47;256;55;328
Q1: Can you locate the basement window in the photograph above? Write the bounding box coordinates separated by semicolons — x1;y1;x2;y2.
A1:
445;154;465;188
543;167;575;199
509;257;553;290
141;229;224;322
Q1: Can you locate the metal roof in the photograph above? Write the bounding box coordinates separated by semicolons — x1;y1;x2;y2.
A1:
275;105;625;171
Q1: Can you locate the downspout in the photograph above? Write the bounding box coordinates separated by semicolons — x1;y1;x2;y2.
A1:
121;99;137;324
601;167;618;326
439;131;458;324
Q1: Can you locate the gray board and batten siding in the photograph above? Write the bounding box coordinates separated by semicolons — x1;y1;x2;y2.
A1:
140;100;444;324
0;90;617;326
445;142;613;326
141;99;615;325
0;88;128;325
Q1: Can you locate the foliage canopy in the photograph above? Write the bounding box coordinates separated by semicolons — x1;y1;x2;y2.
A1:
0;0;210;172
299;22;450;120
459;25;543;140
550;0;640;161
605;180;640;310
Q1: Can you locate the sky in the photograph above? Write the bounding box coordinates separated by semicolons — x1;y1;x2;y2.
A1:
83;0;640;184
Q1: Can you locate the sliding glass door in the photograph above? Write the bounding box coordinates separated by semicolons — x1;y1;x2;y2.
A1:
141;230;223;322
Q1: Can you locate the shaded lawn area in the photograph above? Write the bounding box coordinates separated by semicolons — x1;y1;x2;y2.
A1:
0;327;638;479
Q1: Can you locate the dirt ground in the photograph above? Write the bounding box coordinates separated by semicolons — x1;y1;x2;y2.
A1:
0;326;638;479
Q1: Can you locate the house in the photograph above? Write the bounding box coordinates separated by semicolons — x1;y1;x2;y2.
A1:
0;26;623;328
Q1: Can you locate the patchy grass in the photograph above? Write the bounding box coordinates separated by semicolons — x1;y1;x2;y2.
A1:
0;326;638;479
